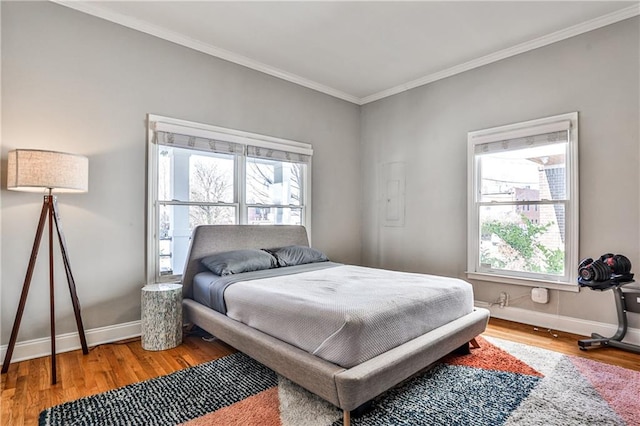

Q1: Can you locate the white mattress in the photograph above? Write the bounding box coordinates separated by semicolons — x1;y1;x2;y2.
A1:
224;264;473;368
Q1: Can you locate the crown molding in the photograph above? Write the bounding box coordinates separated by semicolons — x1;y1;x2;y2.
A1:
50;0;361;105
52;1;638;106
360;3;640;104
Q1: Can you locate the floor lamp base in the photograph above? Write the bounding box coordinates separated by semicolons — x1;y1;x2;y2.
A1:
1;194;89;385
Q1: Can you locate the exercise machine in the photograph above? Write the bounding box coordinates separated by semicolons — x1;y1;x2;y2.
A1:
578;275;640;354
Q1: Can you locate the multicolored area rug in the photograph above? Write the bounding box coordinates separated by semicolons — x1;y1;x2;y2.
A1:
39;336;639;426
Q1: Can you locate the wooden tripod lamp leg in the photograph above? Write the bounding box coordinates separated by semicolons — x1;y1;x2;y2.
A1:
48;196;57;384
1;198;49;374
51;196;89;354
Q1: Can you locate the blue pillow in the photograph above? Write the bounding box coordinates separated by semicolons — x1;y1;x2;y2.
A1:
201;249;277;276
266;245;329;267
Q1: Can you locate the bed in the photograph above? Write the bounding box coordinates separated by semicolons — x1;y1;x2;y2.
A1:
181;225;490;425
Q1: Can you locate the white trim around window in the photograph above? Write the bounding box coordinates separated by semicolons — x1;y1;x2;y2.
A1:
467;112;579;291
146;114;313;283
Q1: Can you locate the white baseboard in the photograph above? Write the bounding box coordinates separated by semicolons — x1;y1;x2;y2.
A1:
3;305;639;366
0;321;141;367
475;300;640;346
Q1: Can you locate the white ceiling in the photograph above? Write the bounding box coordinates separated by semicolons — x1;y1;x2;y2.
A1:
55;1;639;104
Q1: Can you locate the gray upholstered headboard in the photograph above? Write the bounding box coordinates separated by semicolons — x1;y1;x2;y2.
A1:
181;225;310;298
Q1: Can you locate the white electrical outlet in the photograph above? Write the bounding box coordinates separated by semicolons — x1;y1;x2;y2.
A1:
531;287;549;304
499;292;508;308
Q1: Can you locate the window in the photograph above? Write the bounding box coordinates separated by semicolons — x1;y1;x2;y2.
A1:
147;115;312;282
246;147;304;226
467;112;578;289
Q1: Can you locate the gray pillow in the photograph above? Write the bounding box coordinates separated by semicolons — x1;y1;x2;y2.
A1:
201;249;277;276
266;245;329;267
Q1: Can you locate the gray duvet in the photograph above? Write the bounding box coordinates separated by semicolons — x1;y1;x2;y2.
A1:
194;264;473;368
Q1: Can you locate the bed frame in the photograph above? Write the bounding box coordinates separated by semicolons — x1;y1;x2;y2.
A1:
181;225;490;425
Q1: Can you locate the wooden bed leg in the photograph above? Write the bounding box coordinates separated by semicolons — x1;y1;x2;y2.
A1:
470;337;480;349
343;410;351;426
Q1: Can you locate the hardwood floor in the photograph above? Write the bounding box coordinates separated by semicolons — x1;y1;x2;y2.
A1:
1;333;235;425
2;318;639;424
485;317;640;371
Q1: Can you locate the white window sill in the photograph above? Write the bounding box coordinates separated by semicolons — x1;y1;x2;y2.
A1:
466;272;580;293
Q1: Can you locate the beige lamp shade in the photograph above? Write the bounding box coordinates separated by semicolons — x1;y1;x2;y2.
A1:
7;149;89;193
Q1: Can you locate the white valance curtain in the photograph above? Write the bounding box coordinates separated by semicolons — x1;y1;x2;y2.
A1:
154;130;244;155
472;120;571;155
246;145;310;164
151;120;312;162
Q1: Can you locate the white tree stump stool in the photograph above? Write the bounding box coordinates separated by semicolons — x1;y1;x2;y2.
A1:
141;283;183;351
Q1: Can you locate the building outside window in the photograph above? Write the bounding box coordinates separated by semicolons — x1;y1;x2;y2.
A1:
467;112;578;289
147;115;312;283
246;147;304;226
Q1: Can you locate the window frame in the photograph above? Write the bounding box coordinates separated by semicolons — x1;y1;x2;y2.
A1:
467;112;579;291
244;155;305;226
146;114;313;283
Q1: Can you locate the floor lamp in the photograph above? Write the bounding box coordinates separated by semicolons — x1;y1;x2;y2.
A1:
1;149;90;385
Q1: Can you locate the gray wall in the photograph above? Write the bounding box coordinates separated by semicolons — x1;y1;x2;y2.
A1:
361;17;639;328
1;1;361;343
